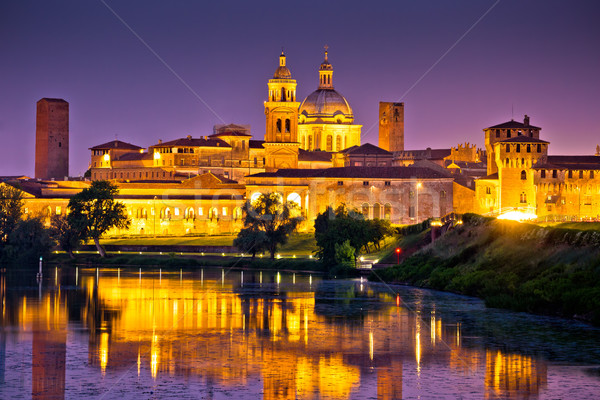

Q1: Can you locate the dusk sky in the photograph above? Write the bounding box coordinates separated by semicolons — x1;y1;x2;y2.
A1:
1;0;599;177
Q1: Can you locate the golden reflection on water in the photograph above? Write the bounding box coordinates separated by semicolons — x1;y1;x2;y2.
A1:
0;269;551;399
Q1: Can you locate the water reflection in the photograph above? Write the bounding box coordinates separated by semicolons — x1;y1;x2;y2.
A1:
0;267;598;399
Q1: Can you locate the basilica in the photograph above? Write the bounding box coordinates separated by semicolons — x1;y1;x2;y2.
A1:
3;50;600;236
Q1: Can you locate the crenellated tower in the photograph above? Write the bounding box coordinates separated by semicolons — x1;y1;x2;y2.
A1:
263;51;300;171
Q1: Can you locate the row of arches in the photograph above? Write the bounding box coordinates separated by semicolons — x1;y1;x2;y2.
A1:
360;203;393;220
270;87;295;102
132;206;243;221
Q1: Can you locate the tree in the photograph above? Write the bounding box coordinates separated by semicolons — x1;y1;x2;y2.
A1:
233;226;268;259
334;240;355;269
0;183;24;247
67;180;130;257
49;214;84;258
238;193;303;259
4;216;53;265
314;205;370;266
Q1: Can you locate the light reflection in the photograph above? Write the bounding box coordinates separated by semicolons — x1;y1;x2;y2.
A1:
99;332;109;375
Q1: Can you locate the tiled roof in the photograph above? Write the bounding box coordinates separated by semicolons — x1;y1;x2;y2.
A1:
248;166;453;180
533;155;600;170
498;136;549;144
249;140;265;149
116;152;153;161
341;143;392;156
478;172;499;180
394;148;452;160
152;137;230;148
298;149;334;162
90;140;142;151
485;120;541;130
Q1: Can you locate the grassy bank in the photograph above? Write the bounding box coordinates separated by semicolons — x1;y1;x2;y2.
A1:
372;215;600;325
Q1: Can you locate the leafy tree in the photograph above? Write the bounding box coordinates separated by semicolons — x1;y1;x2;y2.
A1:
239;193;302;259
334;240;355;269
233;226;268;259
0;183;24;247
314;205;370;266
366;219;394;252
3;216;52;265
49;214;84;258
67;180;130;257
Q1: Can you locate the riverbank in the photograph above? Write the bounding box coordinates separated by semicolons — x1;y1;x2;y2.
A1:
371;214;600;325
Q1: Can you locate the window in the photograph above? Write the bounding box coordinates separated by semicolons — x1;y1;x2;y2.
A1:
486;187;491;195
541;170;546;178
384;203;392;220
285;119;291;133
495;129;500;138
384;181;391;186
521;170;527;180
276;119;282;133
363;181;369;186
337;181;344;186
409;206;415;218
506;144;510;153
409;191;415;198
520;192;527;203
579;170;584;179
552;170;557;178
591;171;594;179
222;207;227;216
174;208;180;216
373;203;381;219
518;130;522;136
506;130;511;138
198;207;203;216
254;157;257;166
516;144;521;153
326;135;333;151
56;206;61;215
537;144;541;153
361;203;369;217
568;170;573;179
527;144;531;153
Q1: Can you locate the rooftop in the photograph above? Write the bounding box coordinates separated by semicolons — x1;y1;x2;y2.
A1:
248;166;453;180
90;140;142;151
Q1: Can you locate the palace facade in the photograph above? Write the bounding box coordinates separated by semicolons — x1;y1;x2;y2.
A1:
5;51;600;236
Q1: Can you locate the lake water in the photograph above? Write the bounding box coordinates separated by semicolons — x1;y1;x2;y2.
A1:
0;266;599;399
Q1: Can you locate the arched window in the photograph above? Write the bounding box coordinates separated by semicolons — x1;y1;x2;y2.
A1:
276;119;282;133
285;119;291;133
233;207;243;220
209;207;218;220
506;130;511;138
372;203;381;219
361;203;370;218
250;192;263;205
505;158;510;167
521;170;527;180
141;208;147;219
185;207;195;220
520;192;527;203
326;135;333;151
506;144;510;152
286;192;301;207
516;144;521;152
335;136;342;151
281;87;286;101
384;203;392;220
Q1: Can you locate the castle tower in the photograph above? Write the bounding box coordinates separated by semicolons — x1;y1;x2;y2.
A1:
35;98;69;180
483;115;541;176
378;102;404;152
264;52;300;171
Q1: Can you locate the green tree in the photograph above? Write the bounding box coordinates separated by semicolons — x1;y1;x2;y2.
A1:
314;205;370;266
0;183;24;247
3;217;53;265
233;226;268;259
239;193;303;259
366;219;394;251
334;239;356;269
49;214;84;258
67;180;130;257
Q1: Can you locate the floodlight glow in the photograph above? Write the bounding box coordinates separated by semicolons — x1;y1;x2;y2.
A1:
497;211;537;222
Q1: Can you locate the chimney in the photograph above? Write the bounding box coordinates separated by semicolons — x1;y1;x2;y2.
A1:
158;139;162;144
187;135;192;140
524;115;530;127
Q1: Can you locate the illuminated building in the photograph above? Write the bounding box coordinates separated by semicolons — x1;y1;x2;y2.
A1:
35;98;69;180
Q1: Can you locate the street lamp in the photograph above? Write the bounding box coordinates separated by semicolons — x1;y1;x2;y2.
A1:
416;182;422;222
395;247;401;265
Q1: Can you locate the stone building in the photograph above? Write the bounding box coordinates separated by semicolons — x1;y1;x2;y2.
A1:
378;102;404;152
35;98;69;180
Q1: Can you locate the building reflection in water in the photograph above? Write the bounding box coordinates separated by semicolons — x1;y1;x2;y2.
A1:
0;268;549;399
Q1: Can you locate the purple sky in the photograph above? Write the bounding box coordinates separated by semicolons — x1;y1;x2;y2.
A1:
1;0;599;177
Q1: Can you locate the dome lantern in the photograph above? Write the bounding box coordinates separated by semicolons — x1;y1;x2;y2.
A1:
318;46;333;89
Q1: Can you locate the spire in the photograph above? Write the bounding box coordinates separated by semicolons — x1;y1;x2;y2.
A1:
279;49;286;66
273;50;291;79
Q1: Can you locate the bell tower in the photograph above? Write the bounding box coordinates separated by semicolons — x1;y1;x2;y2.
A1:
264;51;300;171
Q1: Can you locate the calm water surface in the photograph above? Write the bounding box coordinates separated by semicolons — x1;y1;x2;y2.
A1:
0;266;599;399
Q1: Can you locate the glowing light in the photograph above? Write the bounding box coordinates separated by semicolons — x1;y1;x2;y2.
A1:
103;154;110;162
369;330;374;361
99;332;109;375
497;211;537;222
153;151;160;160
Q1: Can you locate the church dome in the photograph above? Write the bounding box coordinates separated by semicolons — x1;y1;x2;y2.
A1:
299;89;353;119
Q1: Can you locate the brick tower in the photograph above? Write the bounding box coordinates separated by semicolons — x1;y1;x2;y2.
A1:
35;98;69;180
378;102;404;152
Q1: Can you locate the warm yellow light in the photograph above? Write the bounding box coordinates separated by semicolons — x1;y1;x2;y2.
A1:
417;182;422;189
103;154;110;162
497;211;537;222
154;152;160;160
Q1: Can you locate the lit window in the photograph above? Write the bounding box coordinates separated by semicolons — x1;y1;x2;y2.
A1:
174;208;180;216
222;207;227;216
198;207;203;216
56;206;61;215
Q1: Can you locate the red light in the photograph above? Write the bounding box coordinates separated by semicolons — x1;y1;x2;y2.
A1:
395;248;401;253
396;294;401;306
